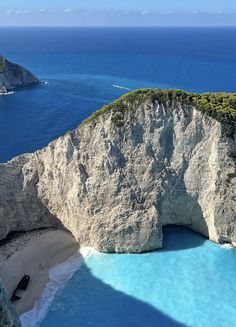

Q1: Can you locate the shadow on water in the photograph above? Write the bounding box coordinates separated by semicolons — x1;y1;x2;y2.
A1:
42;263;186;327
162;225;206;252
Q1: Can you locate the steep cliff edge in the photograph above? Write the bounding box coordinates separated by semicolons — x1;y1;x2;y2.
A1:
0;89;235;252
0;55;39;93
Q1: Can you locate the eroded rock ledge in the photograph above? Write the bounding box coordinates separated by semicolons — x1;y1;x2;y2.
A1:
0;55;39;94
0;89;235;252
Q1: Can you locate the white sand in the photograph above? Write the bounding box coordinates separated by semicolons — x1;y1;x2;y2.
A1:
0;229;80;315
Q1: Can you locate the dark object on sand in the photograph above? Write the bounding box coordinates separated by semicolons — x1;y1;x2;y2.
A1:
17;275;30;290
11;294;21;301
11;275;30;302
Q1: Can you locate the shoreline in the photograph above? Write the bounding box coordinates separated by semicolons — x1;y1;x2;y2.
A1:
20;247;92;327
0;229;80;315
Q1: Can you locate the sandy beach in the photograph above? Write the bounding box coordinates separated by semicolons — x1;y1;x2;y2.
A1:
0;229;80;315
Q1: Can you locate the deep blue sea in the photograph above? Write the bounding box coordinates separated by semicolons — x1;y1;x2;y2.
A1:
1;28;236;327
0;27;236;163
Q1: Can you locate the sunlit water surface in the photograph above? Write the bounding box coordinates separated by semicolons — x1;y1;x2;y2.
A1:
1;28;236;327
40;227;236;327
0;27;236;162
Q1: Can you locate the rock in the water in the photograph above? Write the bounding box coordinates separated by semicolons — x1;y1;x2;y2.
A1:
0;89;235;252
0;55;39;93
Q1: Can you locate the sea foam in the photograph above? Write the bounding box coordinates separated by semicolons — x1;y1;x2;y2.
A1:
113;84;132;91
20;247;93;327
0;91;15;96
220;243;234;250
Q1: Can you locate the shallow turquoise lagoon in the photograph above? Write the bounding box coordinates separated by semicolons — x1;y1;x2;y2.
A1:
40;227;236;327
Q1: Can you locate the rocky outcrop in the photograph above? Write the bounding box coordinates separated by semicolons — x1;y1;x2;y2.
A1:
0;55;39;94
0;89;235;252
0;280;21;327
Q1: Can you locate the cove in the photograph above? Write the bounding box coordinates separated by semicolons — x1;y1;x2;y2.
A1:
40;226;236;327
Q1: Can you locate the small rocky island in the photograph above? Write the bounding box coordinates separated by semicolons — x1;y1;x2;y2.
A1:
0;89;235;252
0;55;39;94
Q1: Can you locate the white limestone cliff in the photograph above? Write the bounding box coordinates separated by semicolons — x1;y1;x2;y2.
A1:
0;90;235;252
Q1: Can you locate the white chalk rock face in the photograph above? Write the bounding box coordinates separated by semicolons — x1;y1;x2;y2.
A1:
0;91;235;252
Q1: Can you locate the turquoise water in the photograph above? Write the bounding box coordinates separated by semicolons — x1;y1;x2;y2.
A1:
40;227;236;327
1;28;236;326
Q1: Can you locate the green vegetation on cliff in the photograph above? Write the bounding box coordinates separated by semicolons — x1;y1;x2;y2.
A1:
80;88;236;128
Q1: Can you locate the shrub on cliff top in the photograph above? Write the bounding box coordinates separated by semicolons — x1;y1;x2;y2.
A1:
80;88;236;127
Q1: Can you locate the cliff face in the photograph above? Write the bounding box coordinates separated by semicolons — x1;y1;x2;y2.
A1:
0;56;39;93
0;90;235;252
0;280;21;327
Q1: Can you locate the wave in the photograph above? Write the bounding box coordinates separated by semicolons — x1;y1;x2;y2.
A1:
20;247;93;327
220;243;234;250
0;91;15;96
41;81;49;85
113;84;132;91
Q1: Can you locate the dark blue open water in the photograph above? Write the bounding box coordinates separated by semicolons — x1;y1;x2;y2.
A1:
0;27;236;162
1;28;236;327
